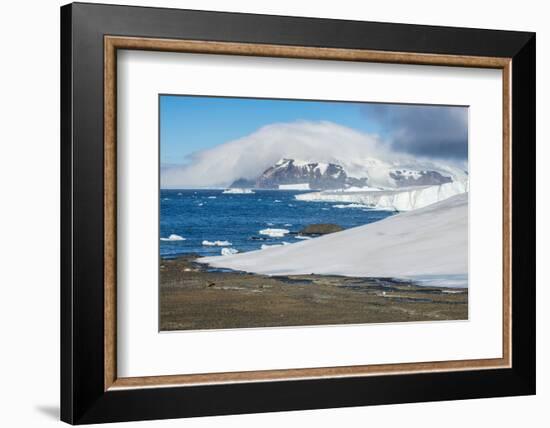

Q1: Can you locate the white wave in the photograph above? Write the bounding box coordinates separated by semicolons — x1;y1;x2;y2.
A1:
222;188;255;194
274;200;282;203
259;228;290;238
294;235;313;240
207;196;217;199
202;240;232;247
160;234;186;241
221;248;239;256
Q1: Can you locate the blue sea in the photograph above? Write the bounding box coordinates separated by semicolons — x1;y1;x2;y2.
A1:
160;189;394;259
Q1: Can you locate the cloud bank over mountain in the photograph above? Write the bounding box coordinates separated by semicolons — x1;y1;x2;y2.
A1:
161;120;467;188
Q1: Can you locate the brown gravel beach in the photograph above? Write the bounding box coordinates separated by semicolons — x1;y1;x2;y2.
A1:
159;256;468;331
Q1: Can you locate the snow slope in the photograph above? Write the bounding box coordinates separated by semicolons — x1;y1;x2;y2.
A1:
198;193;468;287
295;181;468;211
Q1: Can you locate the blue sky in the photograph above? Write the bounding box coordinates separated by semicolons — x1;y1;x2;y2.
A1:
160;95;468;166
160;95;389;165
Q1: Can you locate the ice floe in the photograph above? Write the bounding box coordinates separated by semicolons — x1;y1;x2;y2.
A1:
202;240;232;247
259;228;290;238
160;234;186;241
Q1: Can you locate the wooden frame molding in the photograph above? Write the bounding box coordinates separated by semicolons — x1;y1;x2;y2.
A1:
104;35;512;391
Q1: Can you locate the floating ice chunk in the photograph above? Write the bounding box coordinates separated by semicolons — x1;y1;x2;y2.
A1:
222;188;255;194
160;234;186;241
221;248;238;256
202;240;232;247
259;228;290;238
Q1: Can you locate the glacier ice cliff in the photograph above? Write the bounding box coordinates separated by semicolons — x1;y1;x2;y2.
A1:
294;180;468;212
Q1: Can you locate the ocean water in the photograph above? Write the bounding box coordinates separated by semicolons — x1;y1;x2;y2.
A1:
160;189;394;258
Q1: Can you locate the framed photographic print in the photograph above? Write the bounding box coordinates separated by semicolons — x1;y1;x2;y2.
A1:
60;2;536;424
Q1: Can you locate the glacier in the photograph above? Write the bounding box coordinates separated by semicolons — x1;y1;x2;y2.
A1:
197;193;468;287
295;180;468;211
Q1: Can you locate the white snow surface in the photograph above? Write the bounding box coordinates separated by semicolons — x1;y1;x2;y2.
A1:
198;193;468;287
296;181;468;212
278;183;310;190
341;186;383;192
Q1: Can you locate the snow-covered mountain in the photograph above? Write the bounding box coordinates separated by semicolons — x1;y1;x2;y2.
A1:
242;159;367;190
230;157;463;191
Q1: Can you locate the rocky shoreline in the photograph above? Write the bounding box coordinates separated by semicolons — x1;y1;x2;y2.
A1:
160;255;468;331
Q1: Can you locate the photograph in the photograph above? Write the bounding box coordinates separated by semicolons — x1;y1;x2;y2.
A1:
159;95;469;331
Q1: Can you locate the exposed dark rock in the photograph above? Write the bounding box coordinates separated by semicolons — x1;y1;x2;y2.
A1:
299;223;344;235
390;170;452;187
345;176;369;188
256;159;351;190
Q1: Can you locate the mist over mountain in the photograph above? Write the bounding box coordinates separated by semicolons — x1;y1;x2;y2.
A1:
161;121;467;189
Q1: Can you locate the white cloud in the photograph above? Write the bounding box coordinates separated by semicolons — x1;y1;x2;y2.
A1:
161;120;467;188
161;121;393;188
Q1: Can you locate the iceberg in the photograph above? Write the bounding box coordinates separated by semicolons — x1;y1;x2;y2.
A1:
202;240;232;247
296;181;467;212
222;188;255;194
259;228;290;238
198;193;468;287
160;234;186;241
